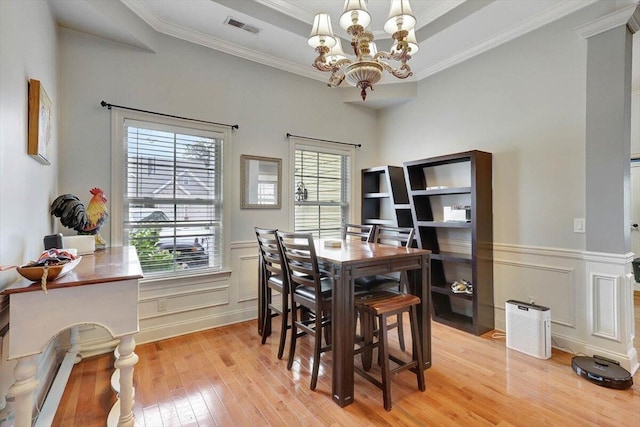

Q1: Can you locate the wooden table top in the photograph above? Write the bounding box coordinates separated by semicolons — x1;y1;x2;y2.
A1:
314;239;430;265
2;246;142;295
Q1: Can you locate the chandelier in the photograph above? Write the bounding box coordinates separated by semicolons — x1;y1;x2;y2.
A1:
308;0;419;101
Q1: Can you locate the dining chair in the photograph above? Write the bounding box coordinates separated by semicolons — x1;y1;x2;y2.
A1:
277;231;333;391
342;223;375;241
355;226;415;351
254;227;289;359
354;290;426;411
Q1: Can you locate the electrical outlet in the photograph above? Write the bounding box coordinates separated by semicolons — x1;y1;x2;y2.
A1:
528;296;537;305
158;298;167;312
574;218;585;233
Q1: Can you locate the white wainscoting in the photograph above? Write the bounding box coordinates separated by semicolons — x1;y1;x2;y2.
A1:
492;243;583;332
75;241;260;358
439;238;637;372
491;242;637;373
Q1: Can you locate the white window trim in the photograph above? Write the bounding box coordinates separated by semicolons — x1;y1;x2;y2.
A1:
288;137;356;231
110;108;233;278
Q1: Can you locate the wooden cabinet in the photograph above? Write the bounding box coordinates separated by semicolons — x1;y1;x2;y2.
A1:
361;166;413;228
403;150;493;335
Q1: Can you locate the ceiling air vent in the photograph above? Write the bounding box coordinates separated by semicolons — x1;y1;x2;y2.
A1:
224;17;261;35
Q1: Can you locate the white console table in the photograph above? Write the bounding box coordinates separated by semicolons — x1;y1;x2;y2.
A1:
1;246;142;427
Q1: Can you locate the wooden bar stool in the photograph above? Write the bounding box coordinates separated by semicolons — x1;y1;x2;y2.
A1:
355;226;415;351
354;290;426;411
254;227;289;359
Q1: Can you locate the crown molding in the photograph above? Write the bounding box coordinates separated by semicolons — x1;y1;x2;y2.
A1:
416;0;599;80
419;0;468;27
163;20;321;80
124;0;601;85
574;3;640;38
254;0;313;23
628;4;640;33
122;0;323;81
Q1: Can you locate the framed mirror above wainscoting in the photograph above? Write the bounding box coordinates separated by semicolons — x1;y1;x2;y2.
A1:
240;154;282;209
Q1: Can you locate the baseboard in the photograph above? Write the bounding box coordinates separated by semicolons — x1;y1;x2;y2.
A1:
135;307;257;347
34;351;77;427
492;325;639;375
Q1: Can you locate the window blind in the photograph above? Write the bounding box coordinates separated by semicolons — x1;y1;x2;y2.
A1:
123;119;223;275
294;148;350;238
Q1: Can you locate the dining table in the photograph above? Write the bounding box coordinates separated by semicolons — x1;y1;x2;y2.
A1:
314;238;431;408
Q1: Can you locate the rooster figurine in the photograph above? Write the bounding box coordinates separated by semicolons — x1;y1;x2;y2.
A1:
50;188;109;248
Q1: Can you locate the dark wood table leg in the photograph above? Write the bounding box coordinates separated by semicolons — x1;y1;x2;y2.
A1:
408;254;431;369
331;264;355;407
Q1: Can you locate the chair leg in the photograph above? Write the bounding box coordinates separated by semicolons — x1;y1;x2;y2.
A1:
397;272;409;351
310;311;324;391
260;288;272;345
360;311;375;371
409;305;426;392
277;291;288;359
396;313;406;352
324;310;332;346
378;313;392;411
287;302;298;370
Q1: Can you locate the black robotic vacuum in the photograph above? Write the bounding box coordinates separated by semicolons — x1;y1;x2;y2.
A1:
571;355;633;390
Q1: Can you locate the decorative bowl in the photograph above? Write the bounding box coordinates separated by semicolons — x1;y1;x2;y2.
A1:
17;256;82;282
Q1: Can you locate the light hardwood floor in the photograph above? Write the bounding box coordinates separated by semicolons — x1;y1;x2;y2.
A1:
53;306;640;427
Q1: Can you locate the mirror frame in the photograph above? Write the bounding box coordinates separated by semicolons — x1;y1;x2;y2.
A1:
240;154;282;209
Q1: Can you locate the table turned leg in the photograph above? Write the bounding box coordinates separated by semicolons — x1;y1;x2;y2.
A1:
114;335;138;427
69;325;82;364
7;355;39;427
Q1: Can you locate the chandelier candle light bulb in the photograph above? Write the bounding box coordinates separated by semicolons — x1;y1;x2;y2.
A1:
309;0;418;101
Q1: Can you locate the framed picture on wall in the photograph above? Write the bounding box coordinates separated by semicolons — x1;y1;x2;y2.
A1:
28;78;52;165
240;154;282;209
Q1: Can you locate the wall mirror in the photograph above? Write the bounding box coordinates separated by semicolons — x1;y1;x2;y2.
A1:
240;154;282;209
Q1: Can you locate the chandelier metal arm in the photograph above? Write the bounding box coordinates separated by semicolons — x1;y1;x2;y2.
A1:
377;60;413;80
373;45;413;80
313;47;353;75
328;58;352;87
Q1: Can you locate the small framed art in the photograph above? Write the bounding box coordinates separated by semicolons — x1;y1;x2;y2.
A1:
28;79;53;165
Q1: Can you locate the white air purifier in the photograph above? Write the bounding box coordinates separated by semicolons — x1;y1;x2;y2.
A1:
505;300;551;359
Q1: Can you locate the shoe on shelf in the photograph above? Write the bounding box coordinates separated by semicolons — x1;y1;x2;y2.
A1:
451;281;467;293
451;279;473;294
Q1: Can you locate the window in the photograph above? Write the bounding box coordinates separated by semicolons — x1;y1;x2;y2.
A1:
292;141;353;238
112;112;228;277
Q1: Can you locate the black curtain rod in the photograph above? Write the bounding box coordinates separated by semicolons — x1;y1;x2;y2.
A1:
286;133;361;148
100;101;239;130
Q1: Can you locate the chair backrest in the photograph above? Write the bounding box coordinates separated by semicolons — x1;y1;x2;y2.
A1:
254;227;284;279
342;223;375;242
276;231;322;297
373;226;415;248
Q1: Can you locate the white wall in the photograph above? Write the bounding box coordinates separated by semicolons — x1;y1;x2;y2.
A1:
379;14;588;251
57;29;381;245
0;1;58;286
54;28;382;352
0;0;59;412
